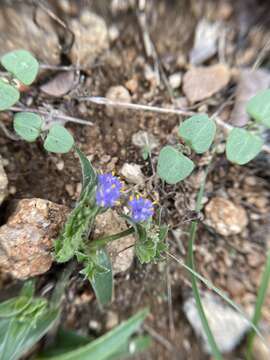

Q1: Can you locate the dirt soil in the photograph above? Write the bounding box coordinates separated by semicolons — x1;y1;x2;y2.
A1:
1;0;270;359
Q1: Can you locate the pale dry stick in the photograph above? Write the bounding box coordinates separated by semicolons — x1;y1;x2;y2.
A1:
252;36;270;71
9;106;93;127
79;96;195;116
0;121;19;140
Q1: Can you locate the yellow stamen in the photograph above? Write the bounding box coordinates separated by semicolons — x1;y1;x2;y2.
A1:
129;195;134;201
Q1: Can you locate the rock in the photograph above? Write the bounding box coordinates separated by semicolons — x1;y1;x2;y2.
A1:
189;20;220;65
0;198;68;279
106;310;119;330
132;131;159;151
205;197;248;236
120;163;144;185
40;71;77;97
183;64;230;103
230;69;270;127
93;210;135;274
0;4;60;65
183;292;250;354
169;72;182;89
0;156;8;205
105;85;131;117
69;11;109;69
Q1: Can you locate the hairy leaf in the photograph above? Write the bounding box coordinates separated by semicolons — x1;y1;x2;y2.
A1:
157;146;195;184
178;114;216;153
44;124;74;153
226;128;263;165
246;89;270;128
14;112;43;142
0;80;20;111
1;50;39;85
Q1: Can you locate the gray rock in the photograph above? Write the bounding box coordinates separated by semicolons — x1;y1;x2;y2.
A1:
183;292;250;354
0;198;68;279
0;157;8;205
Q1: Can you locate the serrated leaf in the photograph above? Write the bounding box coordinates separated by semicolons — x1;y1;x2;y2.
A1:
157;146;195;184
179;114;216;153
0;80;20;110
88;249;113;306
44;124;74;153
226;128;263;165
1;50;39;86
37;309;149;360
246;89;270;128
14;112;42;142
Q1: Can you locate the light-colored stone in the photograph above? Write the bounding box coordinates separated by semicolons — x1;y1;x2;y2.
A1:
70;11;108;68
93;210;135;274
0;5;60;65
169;72;182;89
252;326;270;360
205;197;248;236
183;64;231;103
105;85;131;116
0;198;68;279
132;131;159;151
184;292;250;354
0;156;8;205
120;163;144;185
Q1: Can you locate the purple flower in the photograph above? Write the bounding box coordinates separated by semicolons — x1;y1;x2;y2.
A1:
96;173;122;208
128;196;154;223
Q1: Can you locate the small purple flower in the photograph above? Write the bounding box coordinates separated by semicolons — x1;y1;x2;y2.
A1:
128;196;154;223
96;173;122;208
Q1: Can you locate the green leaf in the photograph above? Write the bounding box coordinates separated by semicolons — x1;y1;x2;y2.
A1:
226;128;263;165
106;335;151;360
179;114;216;153
44;124;74;153
75;147;97;196
246;89;270;128
87;249;113;306
14;112;43;142
157;146;195;184
0;80;20;110
1;50;39;85
37;309;149;360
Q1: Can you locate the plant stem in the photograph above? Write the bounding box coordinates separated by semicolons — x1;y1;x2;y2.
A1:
89;227;135;250
246;250;270;359
187;161;223;360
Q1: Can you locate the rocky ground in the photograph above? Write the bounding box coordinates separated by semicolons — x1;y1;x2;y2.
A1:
0;0;270;359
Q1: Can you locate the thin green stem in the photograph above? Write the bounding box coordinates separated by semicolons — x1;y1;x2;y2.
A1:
89;227;135;250
187;160;223;360
246;250;270;359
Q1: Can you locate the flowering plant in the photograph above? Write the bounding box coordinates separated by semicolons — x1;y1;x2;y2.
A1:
54;148;168;305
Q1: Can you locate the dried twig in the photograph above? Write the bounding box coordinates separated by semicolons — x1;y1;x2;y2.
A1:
143;324;175;352
78;96;195;116
9;106;93;126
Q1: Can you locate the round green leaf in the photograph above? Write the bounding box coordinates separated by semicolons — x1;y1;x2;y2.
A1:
157;146;195;184
44;124;74;153
1;50;39;86
178;114;216;154
14;112;43;142
0;80;20;110
226;128;263;165
246;89;270;128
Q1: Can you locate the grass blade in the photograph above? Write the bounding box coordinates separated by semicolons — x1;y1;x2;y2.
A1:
246;250;270;359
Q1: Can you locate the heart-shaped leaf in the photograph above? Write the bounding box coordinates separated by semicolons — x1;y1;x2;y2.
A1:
44;124;74;153
179;114;216;153
157;146;195;184
226;128;263;165
0;80;20;110
1;50;39;86
14;112;43;142
246;89;270;128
